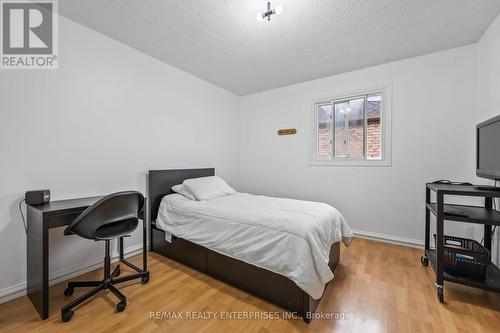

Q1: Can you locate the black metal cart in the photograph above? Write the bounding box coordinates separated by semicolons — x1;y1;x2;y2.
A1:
423;183;500;302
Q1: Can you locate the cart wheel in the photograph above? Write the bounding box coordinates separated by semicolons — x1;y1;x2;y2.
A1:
420;255;429;267
437;286;444;303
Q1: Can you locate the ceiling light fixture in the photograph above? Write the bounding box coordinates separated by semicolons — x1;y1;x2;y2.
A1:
256;1;283;22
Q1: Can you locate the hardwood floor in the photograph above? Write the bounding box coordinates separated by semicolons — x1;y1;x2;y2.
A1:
1;238;499;332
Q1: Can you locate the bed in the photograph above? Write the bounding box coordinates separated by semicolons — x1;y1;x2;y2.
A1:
147;168;352;322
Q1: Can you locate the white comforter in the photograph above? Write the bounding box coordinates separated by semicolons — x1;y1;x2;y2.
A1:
156;193;353;299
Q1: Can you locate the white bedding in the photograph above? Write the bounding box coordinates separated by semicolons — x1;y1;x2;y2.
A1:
155;192;353;299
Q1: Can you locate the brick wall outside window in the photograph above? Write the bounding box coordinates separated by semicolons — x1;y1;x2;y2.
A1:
318;127;332;158
367;118;381;159
347;124;364;158
318;120;381;159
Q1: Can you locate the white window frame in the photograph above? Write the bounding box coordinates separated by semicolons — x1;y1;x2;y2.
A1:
309;84;392;166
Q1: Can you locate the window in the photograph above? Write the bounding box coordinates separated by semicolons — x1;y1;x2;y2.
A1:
312;86;391;166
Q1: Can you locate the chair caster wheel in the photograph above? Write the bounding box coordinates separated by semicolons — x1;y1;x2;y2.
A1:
62;310;74;322
64;287;74;297
421;255;429;267
141;275;150;284
116;301;126;312
115;266;120;277
437;286;444;303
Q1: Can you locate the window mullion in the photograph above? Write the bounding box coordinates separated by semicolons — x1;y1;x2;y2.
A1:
316;105;320;158
331;102;334;159
344;101;349;158
363;96;367;159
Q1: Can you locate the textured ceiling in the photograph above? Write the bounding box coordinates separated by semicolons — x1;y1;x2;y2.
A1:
60;0;500;95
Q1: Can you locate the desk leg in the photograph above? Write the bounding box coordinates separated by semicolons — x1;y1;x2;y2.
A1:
435;192;445;303
27;208;49;320
115;200;149;282
484;197;493;252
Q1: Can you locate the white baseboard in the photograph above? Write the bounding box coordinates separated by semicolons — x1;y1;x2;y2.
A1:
0;243;147;305
352;229;424;249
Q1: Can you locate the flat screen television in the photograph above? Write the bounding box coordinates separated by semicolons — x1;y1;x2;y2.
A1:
476;114;500;186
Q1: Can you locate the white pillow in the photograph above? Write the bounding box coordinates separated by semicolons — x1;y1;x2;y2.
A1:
171;184;196;200
182;176;236;200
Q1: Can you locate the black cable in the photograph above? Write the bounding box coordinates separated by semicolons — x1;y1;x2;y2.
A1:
481;180;498;245
493;180;498;237
432;179;473;186
495;180;498;210
19;199;27;233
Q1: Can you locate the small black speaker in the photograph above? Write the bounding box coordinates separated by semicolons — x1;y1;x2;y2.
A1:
25;190;51;205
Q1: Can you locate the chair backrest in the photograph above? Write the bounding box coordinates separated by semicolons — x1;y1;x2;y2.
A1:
65;191;144;240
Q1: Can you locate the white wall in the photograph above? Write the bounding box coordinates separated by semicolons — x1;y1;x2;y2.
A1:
238;46;478;245
0;16;240;300
476;14;500;264
477;15;500;123
2;8;498;305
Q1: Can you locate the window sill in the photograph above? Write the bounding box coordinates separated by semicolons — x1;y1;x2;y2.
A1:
308;159;392;167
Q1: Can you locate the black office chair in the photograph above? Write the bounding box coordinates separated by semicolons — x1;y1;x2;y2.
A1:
61;191;148;322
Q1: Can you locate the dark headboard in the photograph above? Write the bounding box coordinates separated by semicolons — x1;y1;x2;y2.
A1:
147;168;215;223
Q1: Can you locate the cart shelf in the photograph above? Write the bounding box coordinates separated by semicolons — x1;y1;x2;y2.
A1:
426;203;500;226
426;249;500;293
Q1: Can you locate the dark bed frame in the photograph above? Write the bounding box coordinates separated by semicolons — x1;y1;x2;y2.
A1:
147;168;340;322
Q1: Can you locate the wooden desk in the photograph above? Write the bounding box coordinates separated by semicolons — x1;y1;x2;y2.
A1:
27;196;148;320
